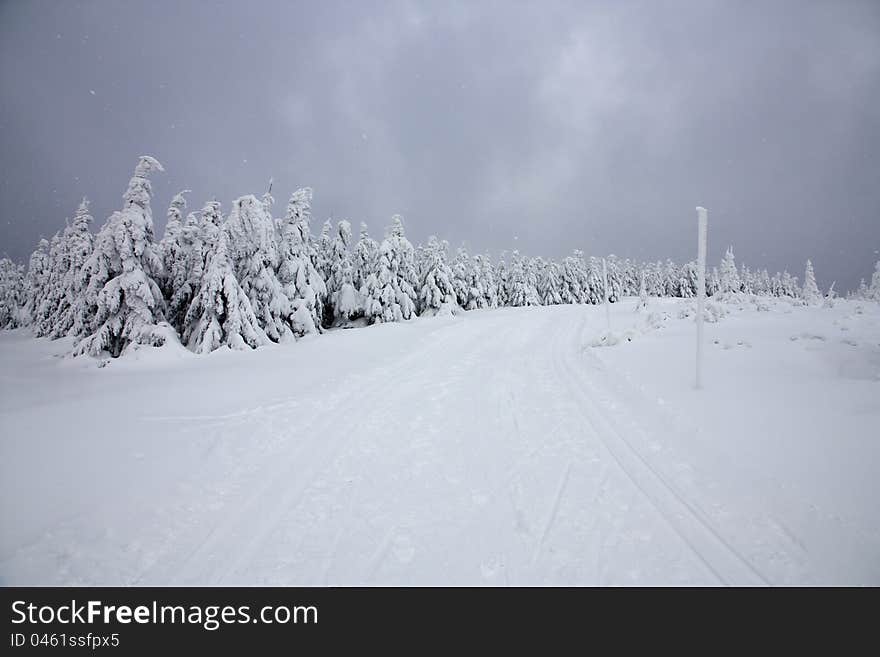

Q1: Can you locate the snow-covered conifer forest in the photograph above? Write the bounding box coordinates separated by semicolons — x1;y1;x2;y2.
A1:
3;156;877;356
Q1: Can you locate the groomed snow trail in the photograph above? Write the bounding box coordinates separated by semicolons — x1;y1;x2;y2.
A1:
138;307;769;585
4;301;877;585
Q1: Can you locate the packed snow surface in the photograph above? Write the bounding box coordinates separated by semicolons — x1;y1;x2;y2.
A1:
1;298;878;585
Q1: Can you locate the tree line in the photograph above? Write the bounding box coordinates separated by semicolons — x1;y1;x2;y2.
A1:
1;156;878;358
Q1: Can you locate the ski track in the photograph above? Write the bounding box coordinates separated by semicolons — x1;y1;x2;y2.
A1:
8;303;858;585
135;319;483;585
552;311;770;584
532;461;573;565
141;308;768;585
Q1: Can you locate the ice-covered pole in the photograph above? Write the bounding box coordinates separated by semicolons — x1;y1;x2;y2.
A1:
695;207;708;389
603;257;611;333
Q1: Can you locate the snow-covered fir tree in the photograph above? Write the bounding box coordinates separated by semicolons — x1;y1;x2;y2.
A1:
561;251;587;304
0;258;25;329
823;281;836;308
32;231;68;337
327;220;360;324
718;247;741;296
621;259;639;297
353;222;378;292
226;194;292;341
52;198;95;338
74;156;169;357
372;215;419;322
740;264;754;295
451;246;474;309
604;256;624;302
706;266;720;297
182;224;269;353
354;222;384;322
507;250;539;307
168;200;224;333
475;253;498;309
22;238;50;327
678;261;699;298
635;269;648;311
584;257;607;304
869;261;880;301
159;189;190;298
317;219;335;284
781;270;799;298
419;236;457;316
802;259;821;304
276;187;327;335
537;258;563;306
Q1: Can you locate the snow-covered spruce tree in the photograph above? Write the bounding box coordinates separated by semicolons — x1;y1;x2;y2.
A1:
739;264;754;295
317;219;334;284
225;194;293;341
0;258;26;329
167;200;224;333
643;261;663;297
366;242;396;323
621;259;639;297
51;198;95;338
660;259;678;297
868;261;880;301
74;155;170;357
605;256;624;302
327;220;361;324
584;257;606;304
754;269;771;296
634;269;648;311
823;281;836;308
561;251;587;304
159;189;190;297
182;225;269;353
475;253;498;309
802;259;821;304
353;222;378;292
781;270;799;298
33;231;68;337
718;247;741;297
495;252;510;307
537;258;563;306
678;261;699;298
354;222;383;321
276;188;327;336
451;246;473;309
22;238;50;327
376;214;419;321
507;250;540;307
707;267;721;297
413;242;426;281
315;218;336;326
419;236;458;316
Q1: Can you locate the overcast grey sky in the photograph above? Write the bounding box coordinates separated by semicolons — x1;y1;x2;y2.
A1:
1;0;878;288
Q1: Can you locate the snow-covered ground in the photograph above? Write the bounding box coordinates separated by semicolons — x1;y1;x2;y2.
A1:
1;298;878;585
